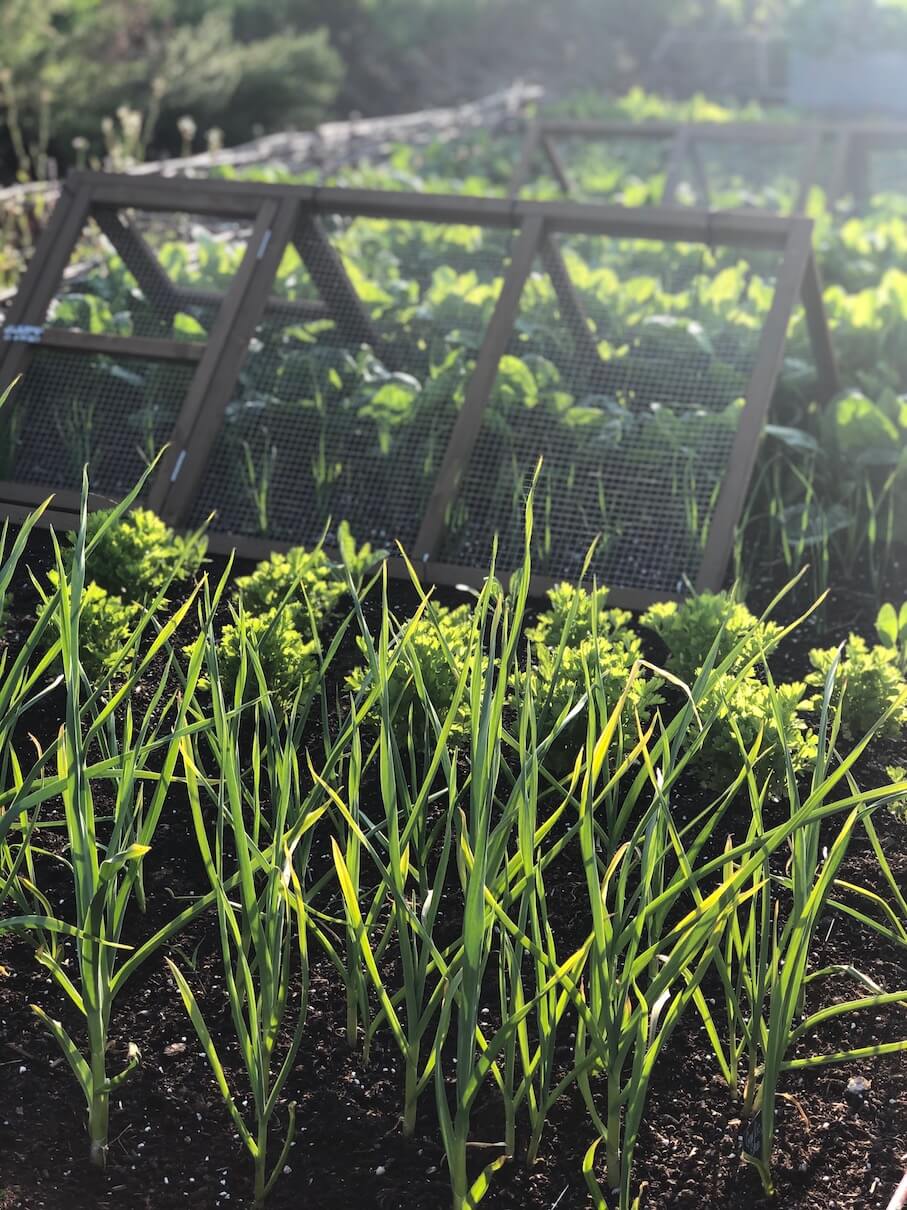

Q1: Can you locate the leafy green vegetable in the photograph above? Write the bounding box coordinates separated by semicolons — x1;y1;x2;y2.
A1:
807;636;907;740
68;507;207;600
641;591;782;683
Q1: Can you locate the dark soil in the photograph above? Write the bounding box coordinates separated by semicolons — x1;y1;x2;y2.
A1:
1;535;906;1210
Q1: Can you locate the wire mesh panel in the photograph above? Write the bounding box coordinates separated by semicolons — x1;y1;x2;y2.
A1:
677;136;812;213
190;215;514;549
866;148;907;198
857;139;907;210
439;236;784;593
1;351;194;496
530;134;674;205
0;183;272;510
44;207;251;341
518;123;829;216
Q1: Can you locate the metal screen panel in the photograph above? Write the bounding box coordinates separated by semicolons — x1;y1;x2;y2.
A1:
439;238;782;593
190;216;512;549
0;182;282;514
527;134;674;205
866;148;907;199
841;133;907;211
675;137;811;213
44;207;252;341
515;122;827;217
2;351;195;497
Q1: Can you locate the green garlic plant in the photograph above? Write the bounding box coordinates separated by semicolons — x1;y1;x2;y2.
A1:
16;476;218;1167
170;646;322;1207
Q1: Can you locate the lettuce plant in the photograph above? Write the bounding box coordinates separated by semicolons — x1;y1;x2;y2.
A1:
233;525;380;633
527;584;661;765
347;603;477;744
217;608;320;707
70;507;207;600
885;766;907;822
641;591;783;683
234;546;344;630
807;635;907;740
876;601;907;673
43;574;141;679
531;634;663;768
696;673;817;787
525;582;633;648
222;527;381;707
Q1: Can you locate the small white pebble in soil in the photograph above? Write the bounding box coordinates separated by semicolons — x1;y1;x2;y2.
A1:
427;1166;437;1175
18;1066;26;1074
283;1166;292;1175
375;1166;386;1176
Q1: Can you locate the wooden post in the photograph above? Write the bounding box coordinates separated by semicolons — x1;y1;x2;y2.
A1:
93;206;182;325
801;248;840;405
508;121;541;198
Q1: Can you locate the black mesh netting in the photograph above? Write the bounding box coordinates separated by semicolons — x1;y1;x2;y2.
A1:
190;215;514;548
864;144;907;206
2;350;192;496
675;135;811;213
438;235;783;594
527;134;674;206
4;195;796;598
43;208;251;341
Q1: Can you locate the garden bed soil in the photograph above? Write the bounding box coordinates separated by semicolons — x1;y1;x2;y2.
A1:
0;538;905;1210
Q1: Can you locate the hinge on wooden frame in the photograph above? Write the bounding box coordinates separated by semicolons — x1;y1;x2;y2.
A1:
170;449;188;481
